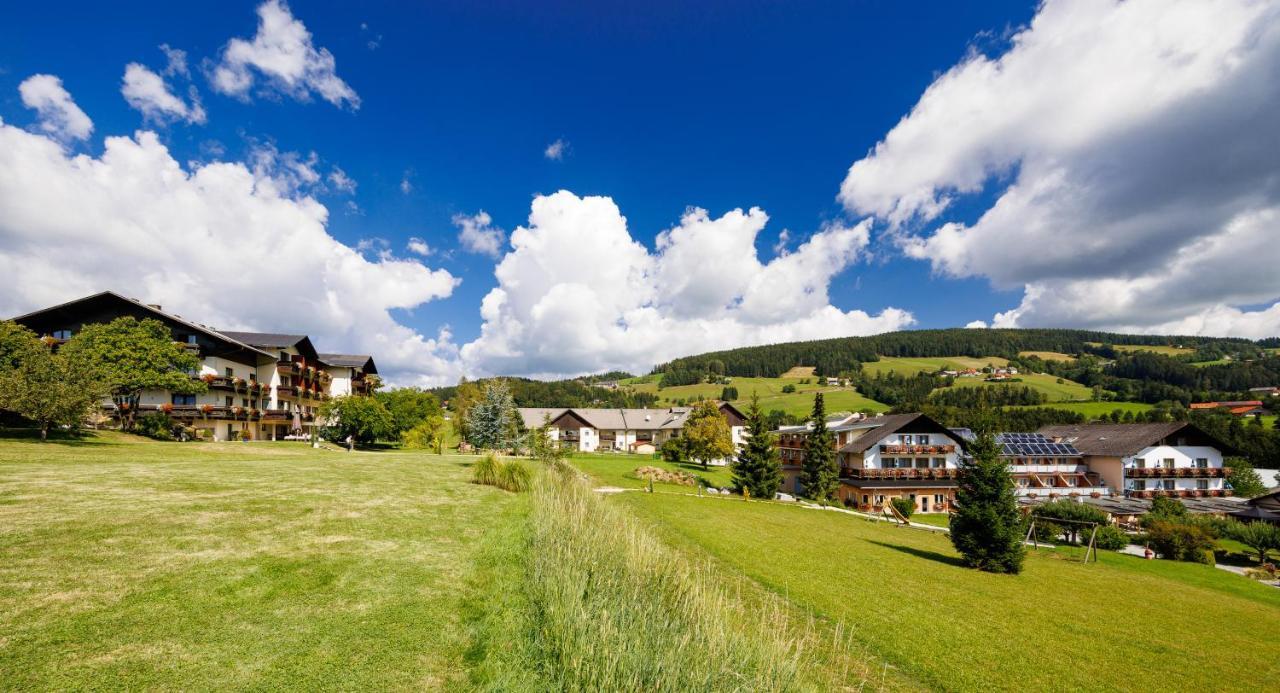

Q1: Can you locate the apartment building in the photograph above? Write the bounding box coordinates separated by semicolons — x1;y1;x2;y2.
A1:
518;403;747;460
1039;422;1236;499
11;291;377;442
994;433;1114;498
776;413;967;513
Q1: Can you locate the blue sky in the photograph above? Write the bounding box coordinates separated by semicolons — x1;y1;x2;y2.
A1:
2;1;1277;383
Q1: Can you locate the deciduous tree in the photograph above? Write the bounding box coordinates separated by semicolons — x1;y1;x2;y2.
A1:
319;395;394;444
0;342;105;440
682;400;734;469
59;317;203;430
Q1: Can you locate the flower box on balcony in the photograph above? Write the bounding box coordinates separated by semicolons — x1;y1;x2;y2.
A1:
201;373;216;384
160;403;174;413
201;404;214;415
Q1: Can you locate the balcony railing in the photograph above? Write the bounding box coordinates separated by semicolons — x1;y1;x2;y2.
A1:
276;361;300;376
842;467;958;481
1127;488;1232;499
879;444;956;456
276;386;297;399
1019;487;1114;498
1127;467;1227;479
1010;464;1089;474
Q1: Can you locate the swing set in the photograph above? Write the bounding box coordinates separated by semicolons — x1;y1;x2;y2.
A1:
1024;515;1102;564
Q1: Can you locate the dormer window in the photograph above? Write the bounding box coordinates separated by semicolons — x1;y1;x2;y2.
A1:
52;329;73;340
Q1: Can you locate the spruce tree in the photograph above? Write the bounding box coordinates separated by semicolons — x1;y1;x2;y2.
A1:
732;392;782;499
465;380;519;450
800;392;838;502
950;431;1025;573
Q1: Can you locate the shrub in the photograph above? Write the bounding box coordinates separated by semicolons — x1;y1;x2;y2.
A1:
135;412;175;441
780;384;797;393
890;496;915;519
473;454;500;487
1145;520;1216;563
1093;525;1130;551
496;460;532;492
634;466;696;486
659;437;687;462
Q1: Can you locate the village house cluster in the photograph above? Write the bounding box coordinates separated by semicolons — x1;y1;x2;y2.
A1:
518;403;747;459
775;413;1239;518
11;292;378;442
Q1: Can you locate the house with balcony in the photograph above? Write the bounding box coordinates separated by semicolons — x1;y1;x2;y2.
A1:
517;403;746;459
10;291;376;442
1039;422;1238;500
776;413;967;513
994;433;1114;499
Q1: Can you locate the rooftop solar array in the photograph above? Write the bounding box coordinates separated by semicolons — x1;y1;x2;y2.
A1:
995;432;1082;457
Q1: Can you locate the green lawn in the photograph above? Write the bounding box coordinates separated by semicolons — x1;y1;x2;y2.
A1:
614;493;1280;692
1110;344;1195;356
909;512;950;528
1017;350;1077;362
1012;400;1155;419
948;371;1092;402
569;451;736;491
0;432;515;689
621;375;890;417
860;355;1010;377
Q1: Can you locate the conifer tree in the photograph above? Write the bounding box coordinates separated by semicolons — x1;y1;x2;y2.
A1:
466;380;519;450
800;392;838;502
950;431;1025;573
732;393;781;499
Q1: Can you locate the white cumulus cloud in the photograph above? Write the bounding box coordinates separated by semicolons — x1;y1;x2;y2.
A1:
122;63;207;125
210;0;360;109
839;0;1280;338
454;211;506;258
0;119;461;386
459;191;913;378
18;74;93;142
406;238;432;257
327;166;356;193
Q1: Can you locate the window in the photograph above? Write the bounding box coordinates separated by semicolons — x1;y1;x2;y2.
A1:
171;394;196;406
1161;480;1175;490
186;334;198;345
52;329;73;340
862;494;869;505
874;495;885;505
225;396;233;406
242;398;249;407
225;367;234;378
1133;480;1147;491
1134;458;1145;468
1163;458;1175;469
1194;458;1208;468
932;457;944;468
1196;479;1209;490
249;373;257;383
934;494;944;505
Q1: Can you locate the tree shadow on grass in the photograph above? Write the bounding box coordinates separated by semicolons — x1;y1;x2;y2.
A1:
867;540;967;568
0;429;112;446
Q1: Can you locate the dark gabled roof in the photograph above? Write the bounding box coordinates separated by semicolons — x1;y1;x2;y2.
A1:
9;290;274;363
220;331;320;361
838;413;965;454
318;353;378;373
1038;422;1240;457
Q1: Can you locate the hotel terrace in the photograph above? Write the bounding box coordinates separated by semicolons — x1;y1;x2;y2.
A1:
11;292;378;442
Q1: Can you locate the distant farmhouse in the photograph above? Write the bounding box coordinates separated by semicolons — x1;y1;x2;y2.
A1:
518;403;746;460
11;292;377;441
1189;400;1269;416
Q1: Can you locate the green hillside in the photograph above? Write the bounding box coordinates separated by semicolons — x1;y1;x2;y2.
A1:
948;371;1092;402
621;374;889;416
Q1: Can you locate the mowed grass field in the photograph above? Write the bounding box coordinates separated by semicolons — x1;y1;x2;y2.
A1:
615;493;1280;692
0;432;515;690
1013;400;1155;419
621;375;890;416
860;355;1010;377
569;452;736;491
1093;343;1195;356
948;371;1092;401
1017;350;1076;362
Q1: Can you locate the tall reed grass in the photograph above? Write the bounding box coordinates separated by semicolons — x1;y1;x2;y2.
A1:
469;466;830;690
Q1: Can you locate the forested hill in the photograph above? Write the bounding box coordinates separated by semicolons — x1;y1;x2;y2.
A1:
653;328;1265;379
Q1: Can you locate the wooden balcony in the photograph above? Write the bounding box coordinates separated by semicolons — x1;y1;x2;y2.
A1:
841;467;958;481
1127;467;1227;479
276;361;300;377
276;386;297;399
879;444;956;456
1127;489;1232;499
